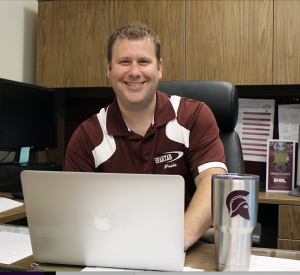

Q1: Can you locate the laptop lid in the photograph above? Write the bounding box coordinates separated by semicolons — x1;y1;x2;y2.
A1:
21;171;185;271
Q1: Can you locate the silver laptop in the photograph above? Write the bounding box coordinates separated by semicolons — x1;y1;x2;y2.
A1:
21;170;185;271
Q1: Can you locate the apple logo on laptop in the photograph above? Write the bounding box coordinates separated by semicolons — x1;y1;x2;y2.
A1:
94;214;113;232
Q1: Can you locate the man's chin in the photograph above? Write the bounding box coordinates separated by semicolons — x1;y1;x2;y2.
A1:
123;94;156;110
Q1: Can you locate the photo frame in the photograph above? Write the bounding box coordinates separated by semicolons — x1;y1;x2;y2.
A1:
266;140;295;192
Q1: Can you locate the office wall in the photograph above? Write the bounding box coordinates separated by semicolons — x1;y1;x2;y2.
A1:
0;1;38;84
0;1;38;162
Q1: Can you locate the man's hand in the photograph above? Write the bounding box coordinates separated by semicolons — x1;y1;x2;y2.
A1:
184;167;226;251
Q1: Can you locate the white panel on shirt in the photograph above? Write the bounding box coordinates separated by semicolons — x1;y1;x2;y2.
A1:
198;162;228;174
166;95;190;148
92;107;116;168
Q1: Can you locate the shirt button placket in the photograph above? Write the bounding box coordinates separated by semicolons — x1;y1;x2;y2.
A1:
141;138;153;173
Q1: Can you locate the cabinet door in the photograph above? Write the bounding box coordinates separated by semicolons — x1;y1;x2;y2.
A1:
36;0;107;88
274;0;300;84
278;205;300;240
278;239;300;250
186;0;273;85
107;0;185;83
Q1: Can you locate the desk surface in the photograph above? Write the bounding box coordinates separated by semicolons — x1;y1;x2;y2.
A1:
186;242;300;271
0;192;26;223
259;189;300;205
1;241;300;272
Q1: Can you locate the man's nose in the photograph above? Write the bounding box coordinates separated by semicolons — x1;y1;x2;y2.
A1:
129;63;141;77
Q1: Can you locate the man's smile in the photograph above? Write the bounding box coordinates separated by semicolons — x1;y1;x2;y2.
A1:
124;81;146;86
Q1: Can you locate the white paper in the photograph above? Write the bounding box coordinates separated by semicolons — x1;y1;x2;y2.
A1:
235;99;275;162
0;231;32;264
0;196;23;213
81;267;133;272
250;254;300;271
182;267;204;272
278;104;300;142
82;256;300;273
81;266;204;272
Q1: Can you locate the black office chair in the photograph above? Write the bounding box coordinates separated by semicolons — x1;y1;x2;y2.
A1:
157;80;261;247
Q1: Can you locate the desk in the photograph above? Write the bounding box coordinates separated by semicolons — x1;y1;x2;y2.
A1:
0;241;299;272
0;192;26;224
258;189;300;251
1;190;299;250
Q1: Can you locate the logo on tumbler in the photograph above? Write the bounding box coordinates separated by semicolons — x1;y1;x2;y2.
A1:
226;190;250;220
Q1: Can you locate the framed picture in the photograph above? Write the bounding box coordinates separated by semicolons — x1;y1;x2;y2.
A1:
266;140;295;192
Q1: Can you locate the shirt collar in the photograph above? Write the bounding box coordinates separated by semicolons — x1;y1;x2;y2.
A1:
153;90;176;128
106;90;176;136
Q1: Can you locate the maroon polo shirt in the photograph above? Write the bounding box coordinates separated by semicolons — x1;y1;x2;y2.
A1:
63;91;226;208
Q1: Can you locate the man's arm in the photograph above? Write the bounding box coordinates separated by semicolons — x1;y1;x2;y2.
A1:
184;167;226;251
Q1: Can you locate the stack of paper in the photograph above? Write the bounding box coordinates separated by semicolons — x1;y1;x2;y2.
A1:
0;196;23;213
0;231;32;264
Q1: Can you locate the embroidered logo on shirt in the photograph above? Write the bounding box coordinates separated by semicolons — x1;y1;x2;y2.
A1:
154;151;184;169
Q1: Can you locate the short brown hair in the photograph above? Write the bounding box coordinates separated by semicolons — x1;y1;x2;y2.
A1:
107;22;161;69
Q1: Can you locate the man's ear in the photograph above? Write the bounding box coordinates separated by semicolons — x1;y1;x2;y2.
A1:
106;59;111;79
158;58;163;80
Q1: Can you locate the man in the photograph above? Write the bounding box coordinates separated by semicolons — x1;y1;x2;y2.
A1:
63;23;227;251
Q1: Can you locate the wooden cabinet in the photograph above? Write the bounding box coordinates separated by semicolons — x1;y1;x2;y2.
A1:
278;205;300;250
186;0;273;85
36;0;300;87
36;0;107;88
274;0;300;84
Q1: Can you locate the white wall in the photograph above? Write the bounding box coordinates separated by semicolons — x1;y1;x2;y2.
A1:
0;1;38;84
0;1;38;162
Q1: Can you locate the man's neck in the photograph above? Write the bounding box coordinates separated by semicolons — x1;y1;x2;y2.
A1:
118;98;156;137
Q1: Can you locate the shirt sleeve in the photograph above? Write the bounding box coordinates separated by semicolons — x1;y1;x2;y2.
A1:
63;116;103;172
180;101;227;178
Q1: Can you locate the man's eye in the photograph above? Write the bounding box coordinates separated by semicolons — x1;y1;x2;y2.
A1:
121;60;130;65
139;60;149;65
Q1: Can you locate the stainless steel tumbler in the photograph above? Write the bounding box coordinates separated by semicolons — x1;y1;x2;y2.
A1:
212;174;259;271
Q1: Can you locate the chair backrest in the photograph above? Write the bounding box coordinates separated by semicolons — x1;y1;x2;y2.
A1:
157;80;245;174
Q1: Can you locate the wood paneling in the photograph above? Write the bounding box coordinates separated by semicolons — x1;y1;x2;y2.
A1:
186;0;273;85
36;0;106;88
278;239;300;251
107;0;185;83
278;205;300;239
274;0;300;84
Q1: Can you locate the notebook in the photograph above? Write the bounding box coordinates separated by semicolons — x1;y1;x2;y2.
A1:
20;170;185;271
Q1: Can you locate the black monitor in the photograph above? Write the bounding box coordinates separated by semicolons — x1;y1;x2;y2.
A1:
0;78;57;160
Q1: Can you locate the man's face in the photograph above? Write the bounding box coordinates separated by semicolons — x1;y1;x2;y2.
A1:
107;37;163;110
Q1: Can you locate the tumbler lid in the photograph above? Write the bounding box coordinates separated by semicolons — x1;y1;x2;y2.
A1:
212;173;259;180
